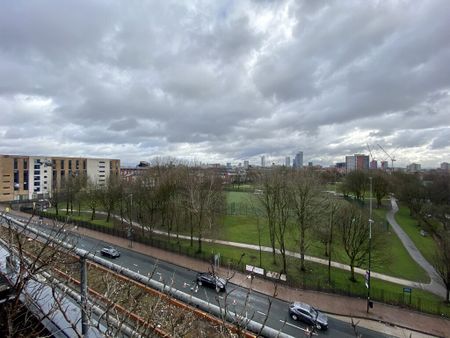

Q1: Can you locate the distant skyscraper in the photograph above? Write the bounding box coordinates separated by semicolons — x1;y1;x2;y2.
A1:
243;160;249;169
381;161;389;170
285;156;290;167
406;163;421;172
370;160;378;169
354;154;369;170
261;156;266;167
346;155;355;172
440;162;449;171
293;152;303;168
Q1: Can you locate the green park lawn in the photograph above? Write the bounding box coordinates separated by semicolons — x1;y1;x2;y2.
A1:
46;191;430;283
394;205;439;264
221;193;429;282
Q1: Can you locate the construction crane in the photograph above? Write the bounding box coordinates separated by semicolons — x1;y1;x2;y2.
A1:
377;144;396;171
366;143;377;169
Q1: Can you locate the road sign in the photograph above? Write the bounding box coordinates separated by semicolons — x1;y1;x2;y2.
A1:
403;287;412;293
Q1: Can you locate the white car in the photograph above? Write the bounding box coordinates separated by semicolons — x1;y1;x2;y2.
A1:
100;246;120;258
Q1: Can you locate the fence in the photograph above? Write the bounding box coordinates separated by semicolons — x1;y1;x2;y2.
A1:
28;209;449;318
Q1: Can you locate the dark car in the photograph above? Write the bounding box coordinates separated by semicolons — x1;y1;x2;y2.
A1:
100;246;120;258
196;272;227;292
288;302;328;330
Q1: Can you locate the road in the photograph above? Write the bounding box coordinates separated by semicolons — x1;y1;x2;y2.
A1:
8;216;396;338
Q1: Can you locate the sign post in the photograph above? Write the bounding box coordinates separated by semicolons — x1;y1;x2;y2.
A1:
403;287;412;305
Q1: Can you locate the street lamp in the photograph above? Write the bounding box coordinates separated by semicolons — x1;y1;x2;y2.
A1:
367;177;374;312
127;193;133;248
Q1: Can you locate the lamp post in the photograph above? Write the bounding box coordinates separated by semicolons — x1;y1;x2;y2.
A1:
367;177;373;313
127;193;133;248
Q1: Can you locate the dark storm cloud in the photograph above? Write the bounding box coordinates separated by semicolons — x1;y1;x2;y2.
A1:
0;0;449;168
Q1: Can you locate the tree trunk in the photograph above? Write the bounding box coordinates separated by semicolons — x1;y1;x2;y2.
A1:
350;263;356;282
300;227;306;271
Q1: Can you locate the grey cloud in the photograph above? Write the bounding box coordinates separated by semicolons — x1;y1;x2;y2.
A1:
0;0;449;168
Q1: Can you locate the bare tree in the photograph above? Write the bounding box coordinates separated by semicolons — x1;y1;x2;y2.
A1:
99;175;121;223
372;171;390;208
182;167;225;253
0;212;80;337
342;170;368;201
290;169;323;272
433;230;450;302
256;169;279;264
336;204;370;282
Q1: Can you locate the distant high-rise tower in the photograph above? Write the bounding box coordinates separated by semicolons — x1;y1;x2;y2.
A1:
293;152;303;168
261;156;266;167
285;156;291;167
355;154;369;170
244;160;249;169
346;155;355;172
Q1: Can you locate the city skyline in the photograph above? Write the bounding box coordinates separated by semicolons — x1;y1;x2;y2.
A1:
1;1;449;168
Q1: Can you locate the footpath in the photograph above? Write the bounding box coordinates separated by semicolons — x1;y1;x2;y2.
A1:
72;225;449;338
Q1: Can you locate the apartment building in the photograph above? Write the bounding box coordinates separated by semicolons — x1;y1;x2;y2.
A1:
0;154;120;202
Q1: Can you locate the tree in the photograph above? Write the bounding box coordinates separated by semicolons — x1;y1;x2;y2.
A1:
433;230;450;302
342;170;368;201
0;212;80;337
336;204;370;282
390;172;426;217
100;175;121;223
371;171;390;208
256;170;279;264
290;169;323;272
182;167;225;253
85;180;101;221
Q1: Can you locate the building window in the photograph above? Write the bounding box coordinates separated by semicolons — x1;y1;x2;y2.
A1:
76;160;79;169
61;160;65;169
69;160;72;170
14;158;18;170
24;172;28;190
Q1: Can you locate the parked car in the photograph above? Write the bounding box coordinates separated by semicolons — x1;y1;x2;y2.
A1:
196;272;227;292
288;302;328;330
100;246;120;258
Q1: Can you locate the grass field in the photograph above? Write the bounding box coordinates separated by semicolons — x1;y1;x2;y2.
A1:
47;192;430;283
394;205;439;264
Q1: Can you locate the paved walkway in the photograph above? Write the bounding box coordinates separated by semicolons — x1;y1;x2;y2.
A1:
386;198;447;298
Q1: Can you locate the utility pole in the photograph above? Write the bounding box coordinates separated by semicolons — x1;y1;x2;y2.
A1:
128;193;133;248
367;177;374;313
80;256;89;335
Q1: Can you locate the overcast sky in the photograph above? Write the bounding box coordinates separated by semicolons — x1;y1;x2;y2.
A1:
1;0;449;168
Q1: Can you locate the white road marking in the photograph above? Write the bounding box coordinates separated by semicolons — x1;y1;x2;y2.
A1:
257;311;266;316
280;320;316;334
133;263;138;267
